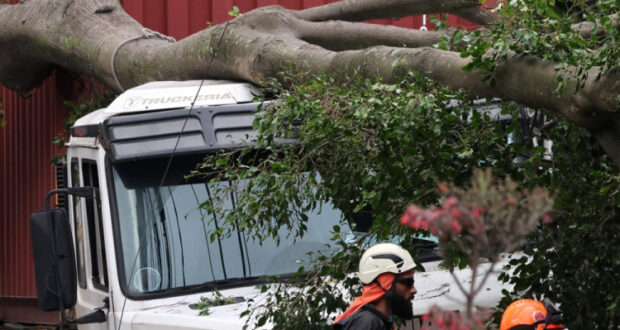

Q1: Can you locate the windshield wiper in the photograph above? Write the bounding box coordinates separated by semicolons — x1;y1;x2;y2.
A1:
173;276;262;292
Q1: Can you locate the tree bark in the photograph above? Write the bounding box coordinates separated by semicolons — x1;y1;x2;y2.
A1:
0;0;618;165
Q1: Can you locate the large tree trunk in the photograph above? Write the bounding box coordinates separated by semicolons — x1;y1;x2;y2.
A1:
0;0;618;165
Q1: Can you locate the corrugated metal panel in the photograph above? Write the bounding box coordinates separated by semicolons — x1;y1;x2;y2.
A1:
0;0;490;304
120;0;480;37
0;73;67;298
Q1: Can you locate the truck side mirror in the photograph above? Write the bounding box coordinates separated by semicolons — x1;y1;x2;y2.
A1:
30;208;77;311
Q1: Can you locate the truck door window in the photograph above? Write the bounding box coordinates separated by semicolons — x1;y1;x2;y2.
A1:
70;159;87;289
82;161;109;291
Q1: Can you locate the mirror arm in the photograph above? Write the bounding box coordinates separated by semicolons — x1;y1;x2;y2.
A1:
45;187;95;211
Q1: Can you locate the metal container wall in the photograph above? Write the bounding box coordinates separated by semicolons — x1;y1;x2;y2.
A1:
120;0;482;40
0;73;68;300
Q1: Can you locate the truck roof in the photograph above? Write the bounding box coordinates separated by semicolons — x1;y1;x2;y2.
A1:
73;80;260;127
69;80;272;162
69;80;515;161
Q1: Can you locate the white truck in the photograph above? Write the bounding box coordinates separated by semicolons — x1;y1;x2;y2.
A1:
29;80;512;330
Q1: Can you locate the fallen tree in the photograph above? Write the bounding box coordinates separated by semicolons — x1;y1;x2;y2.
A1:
1;1;618;328
0;0;618;164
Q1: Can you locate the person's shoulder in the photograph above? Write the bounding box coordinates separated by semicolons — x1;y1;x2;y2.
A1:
334;308;386;330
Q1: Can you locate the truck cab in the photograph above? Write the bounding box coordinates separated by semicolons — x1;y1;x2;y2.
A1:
29;80;512;330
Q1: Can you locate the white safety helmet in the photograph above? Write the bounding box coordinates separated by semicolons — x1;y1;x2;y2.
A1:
358;243;416;285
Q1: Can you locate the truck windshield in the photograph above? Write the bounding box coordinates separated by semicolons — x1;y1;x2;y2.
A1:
111;157;348;296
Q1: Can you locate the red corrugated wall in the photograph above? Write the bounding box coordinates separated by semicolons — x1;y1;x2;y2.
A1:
0;73;68;298
0;0;491;323
0;71;70;323
119;0;481;40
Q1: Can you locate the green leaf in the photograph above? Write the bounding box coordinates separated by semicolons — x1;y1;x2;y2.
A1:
457;148;473;159
228;6;241;17
256;315;268;327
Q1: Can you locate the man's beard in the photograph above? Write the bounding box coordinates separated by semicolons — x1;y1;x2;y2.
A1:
388;292;414;320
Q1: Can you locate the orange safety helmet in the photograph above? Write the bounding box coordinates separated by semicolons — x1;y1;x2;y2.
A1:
500;299;564;330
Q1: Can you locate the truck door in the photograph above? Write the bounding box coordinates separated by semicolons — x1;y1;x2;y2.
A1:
70;156;110;329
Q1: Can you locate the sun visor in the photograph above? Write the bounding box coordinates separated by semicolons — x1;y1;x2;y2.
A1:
102;102;271;163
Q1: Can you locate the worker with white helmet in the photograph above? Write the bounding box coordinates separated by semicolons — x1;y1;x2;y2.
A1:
333;243;418;330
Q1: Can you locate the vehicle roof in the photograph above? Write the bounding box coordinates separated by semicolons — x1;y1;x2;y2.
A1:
73;80;261;127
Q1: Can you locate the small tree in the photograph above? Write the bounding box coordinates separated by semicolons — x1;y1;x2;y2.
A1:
401;169;553;328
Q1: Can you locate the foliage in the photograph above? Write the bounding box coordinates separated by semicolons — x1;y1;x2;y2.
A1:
51;92;116;165
402;169;553;264
435;2;620;326
190;63;619;328
438;0;619;93
229;5;242;17
493;116;620;328
191;72;539;329
402;169;553;325
431;3;620;327
238;241;365;330
195;288;238;316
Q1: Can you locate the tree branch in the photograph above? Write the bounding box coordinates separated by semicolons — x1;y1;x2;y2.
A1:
471;261;497;299
494;56;619;129
451;7;497;26
591;116;620;167
0;0;150;92
448;270;470;301
572;13;619;39
297;20;446;51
